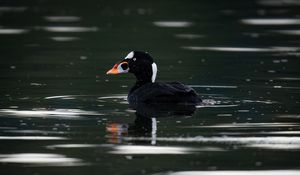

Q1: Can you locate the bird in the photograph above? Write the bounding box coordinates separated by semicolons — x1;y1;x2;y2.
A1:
106;51;201;107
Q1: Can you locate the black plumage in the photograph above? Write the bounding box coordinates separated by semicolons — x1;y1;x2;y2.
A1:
128;81;200;105
106;51;201;107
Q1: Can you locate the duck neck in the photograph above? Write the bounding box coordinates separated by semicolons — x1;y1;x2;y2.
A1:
129;75;152;94
135;79;150;87
135;71;152;86
130;64;156;93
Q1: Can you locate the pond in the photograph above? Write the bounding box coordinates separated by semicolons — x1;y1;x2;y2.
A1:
0;0;300;174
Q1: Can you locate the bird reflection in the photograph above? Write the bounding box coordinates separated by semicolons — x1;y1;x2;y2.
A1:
106;103;196;144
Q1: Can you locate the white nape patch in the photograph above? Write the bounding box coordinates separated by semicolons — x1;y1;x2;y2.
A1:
151;62;157;83
125;51;134;59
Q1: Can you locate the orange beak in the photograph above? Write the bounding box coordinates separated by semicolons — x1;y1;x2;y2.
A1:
106;64;119;74
106;62;128;74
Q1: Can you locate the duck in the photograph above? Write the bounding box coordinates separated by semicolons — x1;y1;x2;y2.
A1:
106;51;201;107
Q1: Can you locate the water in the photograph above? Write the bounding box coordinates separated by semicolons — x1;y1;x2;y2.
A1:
1;0;300;174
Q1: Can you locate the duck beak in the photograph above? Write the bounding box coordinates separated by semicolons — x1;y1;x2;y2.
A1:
106;64;119;74
106;62;129;74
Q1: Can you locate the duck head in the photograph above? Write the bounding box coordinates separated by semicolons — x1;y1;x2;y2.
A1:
106;51;157;83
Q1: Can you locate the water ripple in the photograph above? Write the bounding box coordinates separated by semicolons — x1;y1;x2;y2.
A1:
241;18;300;25
189;85;237;89
123;136;300;150
181;46;300;52
154;170;300;175
44;16;81;22
42;26;98;32
98;95;127;100
0;6;27;12
182;123;300;128
258;0;300;6
153;21;193;28
109;145;222;154
175;34;204;39
274;30;300;35
47;144;109;149
0;136;67;140
0;108;102;118
50;36;80;42
0;28;29;34
0;153;82;166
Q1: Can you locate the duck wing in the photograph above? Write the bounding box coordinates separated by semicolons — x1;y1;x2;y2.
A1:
128;82;201;105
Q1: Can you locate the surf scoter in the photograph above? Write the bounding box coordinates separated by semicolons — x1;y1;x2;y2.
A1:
106;51;201;106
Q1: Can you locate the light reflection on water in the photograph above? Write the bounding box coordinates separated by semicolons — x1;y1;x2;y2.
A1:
258;0;300;6
181;46;300;52
241;18;300;25
0;0;300;173
46;144;224;154
174;34;204;39
0;28;29;34
0;136;67;140
274;30;300;35
154;170;300;175
44;16;81;22
0;6;27;12
122;136;300;150
0;153;82;166
0;108;102;118
109;145;222;154
50;36;80;42
181;122;300;128
153;21;193;27
42;26;98;32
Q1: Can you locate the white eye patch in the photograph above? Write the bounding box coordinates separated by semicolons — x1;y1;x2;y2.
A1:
117;62;129;73
124;51;134;59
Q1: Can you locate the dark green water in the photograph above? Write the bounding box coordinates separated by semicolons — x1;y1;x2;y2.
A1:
1;0;300;174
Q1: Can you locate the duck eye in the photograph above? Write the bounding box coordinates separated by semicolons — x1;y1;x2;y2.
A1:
121;63;128;70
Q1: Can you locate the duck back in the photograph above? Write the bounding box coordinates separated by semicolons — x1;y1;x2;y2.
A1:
128;82;201;105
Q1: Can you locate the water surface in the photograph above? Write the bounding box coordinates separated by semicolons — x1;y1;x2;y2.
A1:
0;0;300;174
